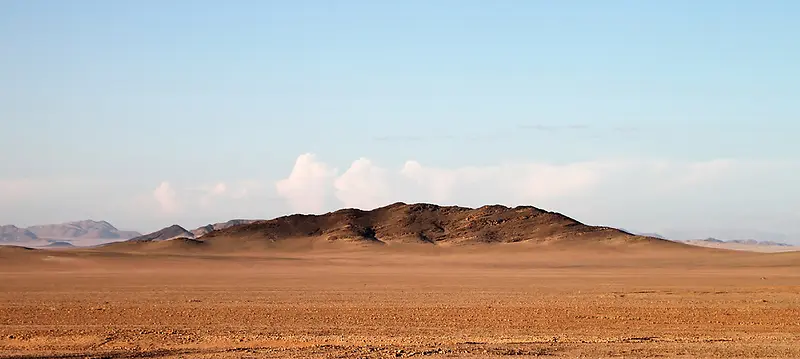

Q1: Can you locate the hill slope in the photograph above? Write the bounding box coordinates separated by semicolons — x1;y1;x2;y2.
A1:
129;225;194;242
191;219;259;238
195;202;678;250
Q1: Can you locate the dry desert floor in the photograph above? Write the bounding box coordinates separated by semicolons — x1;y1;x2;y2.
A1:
1;244;799;358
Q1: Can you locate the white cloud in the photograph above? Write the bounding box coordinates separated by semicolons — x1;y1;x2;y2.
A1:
146;179;276;218
401;160;459;203
196;182;229;208
398;160;617;206
272;155;770;215
275;153;337;213
334;158;393;209
152;181;179;214
125;178;282;232
268;156;800;237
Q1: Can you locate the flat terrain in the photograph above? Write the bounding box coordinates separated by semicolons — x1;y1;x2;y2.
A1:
1;244;799;358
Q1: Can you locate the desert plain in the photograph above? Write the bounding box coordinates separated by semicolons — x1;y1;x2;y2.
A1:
1;240;799;359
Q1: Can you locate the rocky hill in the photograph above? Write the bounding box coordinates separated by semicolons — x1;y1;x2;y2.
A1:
199;202;672;247
191;219;259;238
128;225;194;242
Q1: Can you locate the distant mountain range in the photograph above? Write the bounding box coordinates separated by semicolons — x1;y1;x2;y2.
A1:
0;220;141;247
0;225;39;243
619;229;796;248
660;229;797;245
691;238;794;247
27;220;140;240
680;238;797;253
1;219;260;248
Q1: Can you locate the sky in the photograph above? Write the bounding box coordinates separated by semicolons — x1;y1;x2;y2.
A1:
1;1;799;242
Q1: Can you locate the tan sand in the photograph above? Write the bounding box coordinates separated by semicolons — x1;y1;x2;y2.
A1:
1;242;799;358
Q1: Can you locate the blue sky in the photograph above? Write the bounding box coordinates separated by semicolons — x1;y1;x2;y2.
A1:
1;1;799;241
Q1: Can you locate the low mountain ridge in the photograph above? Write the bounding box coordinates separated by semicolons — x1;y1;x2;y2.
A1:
196;202;676;249
617;229;667;239
129;220;260;243
638;232;666;239
44;241;76;248
128;225;194;242
191;219;259;238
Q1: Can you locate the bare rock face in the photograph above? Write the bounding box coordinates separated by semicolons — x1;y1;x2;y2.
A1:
202;202;651;246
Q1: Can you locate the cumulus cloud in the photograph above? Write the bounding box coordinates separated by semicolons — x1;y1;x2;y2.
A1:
130;178;282;231
194;182;228;208
138;155;778;225
275;153;337;213
401;161;553;204
401;160;459;203
334;158;393;209
272;154;761;215
152;181;179;213
398;160;624;206
151;180;276;215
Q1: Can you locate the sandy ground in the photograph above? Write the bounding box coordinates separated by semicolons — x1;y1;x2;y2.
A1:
1;244;799;358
